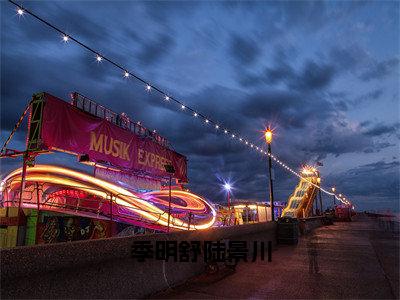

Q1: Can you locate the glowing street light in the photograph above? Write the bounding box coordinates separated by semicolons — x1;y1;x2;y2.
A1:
264;127;275;221
223;182;232;225
265;128;273;144
224;182;232;208
224;183;232;191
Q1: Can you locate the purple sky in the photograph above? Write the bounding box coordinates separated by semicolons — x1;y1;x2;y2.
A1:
1;1;399;212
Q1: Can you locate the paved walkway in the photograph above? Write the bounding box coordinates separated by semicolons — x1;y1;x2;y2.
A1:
155;214;399;299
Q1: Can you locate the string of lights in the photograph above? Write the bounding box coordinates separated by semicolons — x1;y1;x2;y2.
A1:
8;0;351;206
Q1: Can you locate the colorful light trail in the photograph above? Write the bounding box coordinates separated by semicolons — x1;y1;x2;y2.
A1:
0;165;216;231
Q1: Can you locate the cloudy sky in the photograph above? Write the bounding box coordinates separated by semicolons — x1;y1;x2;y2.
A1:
1;1;399;212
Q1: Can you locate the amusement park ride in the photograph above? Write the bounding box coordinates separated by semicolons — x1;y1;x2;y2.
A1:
0;91;342;247
281;167;322;218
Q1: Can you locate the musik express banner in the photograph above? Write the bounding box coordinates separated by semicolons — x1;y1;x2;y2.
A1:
39;93;188;182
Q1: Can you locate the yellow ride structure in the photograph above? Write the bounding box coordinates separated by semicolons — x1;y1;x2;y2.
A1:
281;167;320;218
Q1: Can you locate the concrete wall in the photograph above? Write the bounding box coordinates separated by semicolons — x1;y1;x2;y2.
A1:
1;222;276;299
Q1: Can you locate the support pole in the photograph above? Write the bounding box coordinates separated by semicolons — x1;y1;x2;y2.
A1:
16;152;28;246
35;182;40;244
109;193;113;237
319;189;323;215
167;174;172;233
267;143;275;221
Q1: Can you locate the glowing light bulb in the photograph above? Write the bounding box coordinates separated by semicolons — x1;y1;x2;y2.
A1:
96;55;102;62
62;35;69;42
215;125;219;129
17;8;24;15
265;128;273;144
146;85;151;91
224;130;228;134
181;105;185;110
164;95;170;101
124;71;129;77
232;134;235;138
223;183;232;191
205;119;209;123
194;112;198;117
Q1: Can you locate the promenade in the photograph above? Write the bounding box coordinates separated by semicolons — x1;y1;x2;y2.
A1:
155;214;399;299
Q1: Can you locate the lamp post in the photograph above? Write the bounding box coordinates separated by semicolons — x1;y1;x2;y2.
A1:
317;176;323;215
331;187;336;207
265;127;275;221
224;183;232;209
224;183;232;225
164;164;175;233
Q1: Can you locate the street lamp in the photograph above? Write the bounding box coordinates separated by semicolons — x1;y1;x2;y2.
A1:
224;183;232;209
265;127;275;221
317;176;323;215
223;182;232;225
164;164;175;233
331;187;336;206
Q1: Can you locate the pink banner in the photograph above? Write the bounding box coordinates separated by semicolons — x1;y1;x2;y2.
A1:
40;93;188;182
95;167;162;191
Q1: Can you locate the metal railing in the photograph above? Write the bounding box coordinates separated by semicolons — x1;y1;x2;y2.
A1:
70;92;170;148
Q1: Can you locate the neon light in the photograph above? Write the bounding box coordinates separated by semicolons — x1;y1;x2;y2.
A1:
1;165;216;231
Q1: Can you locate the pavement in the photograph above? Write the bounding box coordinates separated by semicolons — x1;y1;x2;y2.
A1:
153;214;399;299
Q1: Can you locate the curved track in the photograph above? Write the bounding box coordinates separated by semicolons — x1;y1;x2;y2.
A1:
0;165;216;231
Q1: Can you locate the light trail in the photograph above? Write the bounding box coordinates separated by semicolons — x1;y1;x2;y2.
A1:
1;165;216;231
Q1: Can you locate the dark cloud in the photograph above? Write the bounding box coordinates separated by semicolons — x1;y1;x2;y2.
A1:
229;34;260;65
136;33;175;65
334;100;348;112
300;123;372;160
326;161;400;212
239;89;334;129
363;122;400;137
294;61;335;91
329;45;371;71
359;58;399;81
264;63;295;85
239;59;335;91
350;88;384;107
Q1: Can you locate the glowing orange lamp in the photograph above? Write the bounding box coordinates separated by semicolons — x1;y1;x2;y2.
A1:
265;127;273;144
